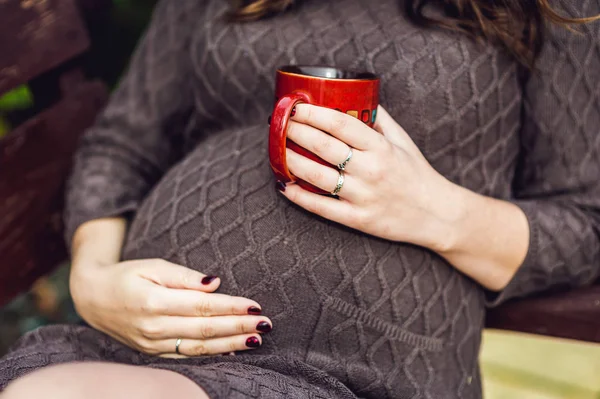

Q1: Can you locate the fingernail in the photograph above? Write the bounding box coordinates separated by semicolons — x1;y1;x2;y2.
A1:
291;107;296;117
246;336;261;348
276;181;286;192
201;276;218;285
268;115;272;125
256;321;272;333
248;306;262;315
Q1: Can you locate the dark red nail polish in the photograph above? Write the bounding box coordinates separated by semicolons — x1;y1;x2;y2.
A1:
246;336;261;348
256;321;272;333
248;307;262;315
291;107;296;117
201;276;218;285
276;181;286;192
268;115;272;125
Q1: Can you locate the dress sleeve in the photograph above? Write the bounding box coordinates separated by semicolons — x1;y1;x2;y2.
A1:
64;0;203;245
488;1;600;305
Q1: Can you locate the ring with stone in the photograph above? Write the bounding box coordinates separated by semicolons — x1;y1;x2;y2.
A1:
337;148;353;171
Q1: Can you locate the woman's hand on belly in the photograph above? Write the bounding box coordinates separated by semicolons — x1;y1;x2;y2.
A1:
71;221;272;357
278;104;461;252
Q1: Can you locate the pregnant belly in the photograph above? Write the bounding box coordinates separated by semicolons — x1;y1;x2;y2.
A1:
121;124;482;393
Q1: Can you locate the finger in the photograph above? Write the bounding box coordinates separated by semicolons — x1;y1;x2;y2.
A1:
139;316;273;340
286;148;359;199
139;259;221;293
286;121;358;173
158;334;263;358
373;106;414;149
147;288;263;317
279;182;360;228
292;104;381;150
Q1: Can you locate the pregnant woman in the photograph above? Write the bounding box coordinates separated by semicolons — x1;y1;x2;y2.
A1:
1;0;599;398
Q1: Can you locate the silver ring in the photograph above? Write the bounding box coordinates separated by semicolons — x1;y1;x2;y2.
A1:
175;338;182;355
331;171;345;196
337;148;353;171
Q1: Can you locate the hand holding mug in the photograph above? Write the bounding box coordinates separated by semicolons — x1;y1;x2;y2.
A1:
269;67;459;253
269;65;379;194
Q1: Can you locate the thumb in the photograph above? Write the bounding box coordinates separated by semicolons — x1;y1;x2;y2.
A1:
373;105;413;148
139;259;221;293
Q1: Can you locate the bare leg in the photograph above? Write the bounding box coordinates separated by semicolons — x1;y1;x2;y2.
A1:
1;362;210;399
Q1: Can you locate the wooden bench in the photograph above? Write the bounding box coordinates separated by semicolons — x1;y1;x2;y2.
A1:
0;0;108;305
0;0;597;344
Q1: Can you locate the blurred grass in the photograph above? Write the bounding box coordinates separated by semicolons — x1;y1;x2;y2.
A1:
482;330;600;399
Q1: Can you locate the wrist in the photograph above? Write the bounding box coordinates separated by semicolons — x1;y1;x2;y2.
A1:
427;183;529;291
69;257;102;299
71;218;126;268
69;218;126;307
420;178;473;255
70;252;113;304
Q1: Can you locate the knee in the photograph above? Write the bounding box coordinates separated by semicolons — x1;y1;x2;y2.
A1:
1;363;211;399
2;376;46;399
2;375;41;399
1;363;85;399
1;379;32;399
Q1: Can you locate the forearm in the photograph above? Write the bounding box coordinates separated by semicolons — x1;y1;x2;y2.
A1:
70;218;127;308
432;185;530;292
71;218;127;269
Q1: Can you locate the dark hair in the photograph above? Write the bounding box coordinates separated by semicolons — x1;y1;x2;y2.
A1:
228;0;600;68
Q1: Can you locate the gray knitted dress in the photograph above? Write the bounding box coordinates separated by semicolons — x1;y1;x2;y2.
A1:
1;0;599;398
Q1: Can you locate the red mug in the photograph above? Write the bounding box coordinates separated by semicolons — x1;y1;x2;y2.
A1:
269;65;380;194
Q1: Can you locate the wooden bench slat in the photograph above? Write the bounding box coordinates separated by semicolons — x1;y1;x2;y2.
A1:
0;0;90;95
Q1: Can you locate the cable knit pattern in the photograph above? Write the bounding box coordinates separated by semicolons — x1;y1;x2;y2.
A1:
2;0;599;398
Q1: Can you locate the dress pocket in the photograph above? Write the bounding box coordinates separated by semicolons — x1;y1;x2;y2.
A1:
325;297;444;351
306;296;446;398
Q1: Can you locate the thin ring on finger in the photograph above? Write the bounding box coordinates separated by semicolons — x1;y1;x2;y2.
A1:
286;121;361;173
140;315;273;340
331;171;345;196
286;148;359;200
158;334;263;358
337;148;353;171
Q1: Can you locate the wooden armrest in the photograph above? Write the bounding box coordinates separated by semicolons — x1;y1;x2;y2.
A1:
486;285;600;343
